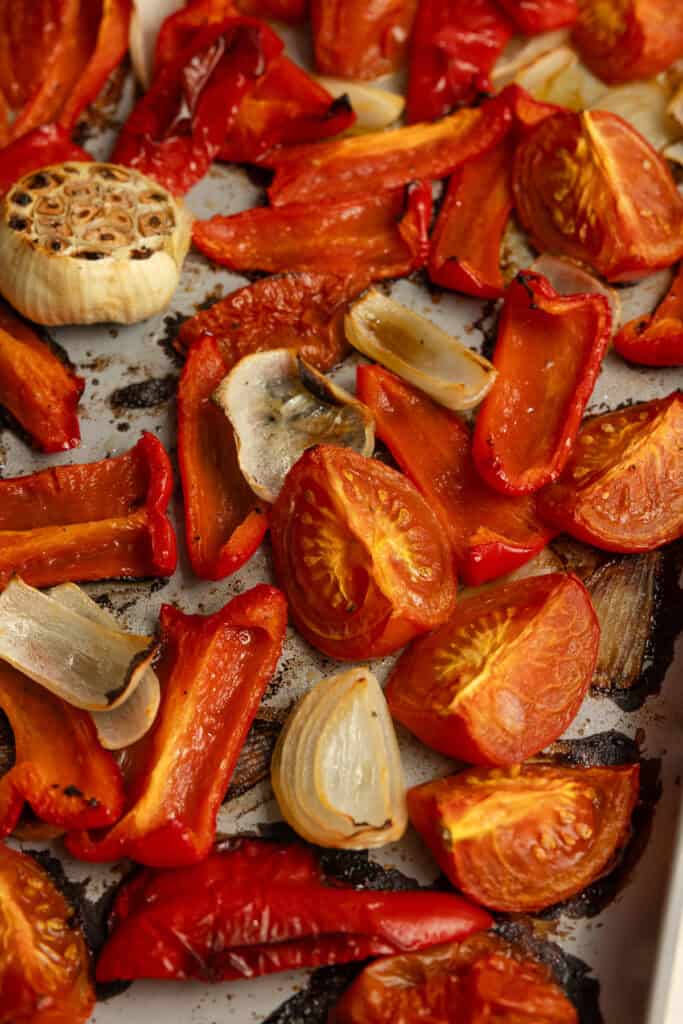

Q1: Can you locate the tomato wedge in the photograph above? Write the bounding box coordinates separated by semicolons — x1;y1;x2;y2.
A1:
408;762;639;911
0;843;95;1023
472;272;612;495
573;0;683;83
329;935;578;1024
614;263;683;367
538;393;683;552
270;445;457;660
513;110;683;282
386;573;599;765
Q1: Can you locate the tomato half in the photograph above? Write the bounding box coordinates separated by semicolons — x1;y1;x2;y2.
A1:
407;762;639;912
269;445;457;660
329;935;578;1023
538;393;683;552
513;110;683;282
0;843;94;1023
573;0;683;83
386;573;599;765
614;262;683;367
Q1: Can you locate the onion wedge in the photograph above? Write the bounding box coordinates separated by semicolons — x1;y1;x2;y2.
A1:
511;48;605;109
272;667;407;849
129;0;183;87
314;77;405;132
345;290;497;411
491;30;571;87
530;254;621;331
0;578;157;714
47;584;161;750
213;349;374;503
590;81;680;153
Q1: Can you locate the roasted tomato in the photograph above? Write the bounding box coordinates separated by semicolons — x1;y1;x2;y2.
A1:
573;0;683;83
329;935;578;1023
513;110;683;282
538;393;683;552
498;0;577;33
408;762;639;911
614;263;683;367
386;573;599;765
269;445;457;660
0;843;95;1023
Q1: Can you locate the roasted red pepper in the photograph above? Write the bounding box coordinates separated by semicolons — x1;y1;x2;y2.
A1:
0;124;92;195
67;587;286;866
406;0;512;124
266;98;512;205
0;299;83;452
177;272;361;369
0;432;177;591
177;335;268;580
498;0;578;34
614;263;683;367
192;182;432;281
473;272;612;495
356;365;554;586
96;838;492;981
573;0;683;83
311;0;417;80
246;0;306;17
113;18;282;194
0;661;124;838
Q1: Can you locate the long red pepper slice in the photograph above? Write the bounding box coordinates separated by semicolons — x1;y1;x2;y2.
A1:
192;182;432;280
0;299;83;451
406;0;512;124
0;432;177;591
67;587;287;866
311;0;417;80
497;0;577;33
614;262;683;367
0;661;124;838
265;99;512;205
114;18;282;194
357;365;554;586
473;272;612;496
96;838;492;981
177;335;267;580
177;272;362;369
0;124;92;195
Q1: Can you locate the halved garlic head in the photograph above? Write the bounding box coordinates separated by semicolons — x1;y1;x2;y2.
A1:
530;254;621;332
271;667;407;850
213;348;375;503
0;162;192;325
315;77;405;132
345;289;497;411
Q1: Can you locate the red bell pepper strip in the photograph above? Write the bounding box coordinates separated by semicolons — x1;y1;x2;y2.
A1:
177;335;268;580
473;272;612;495
67;587;287;866
406;0;513;124
311;0;417;81
0;299;83;452
113;18;282;194
0;432;177;591
0;661;124;838
244;0;307;18
192;181;432;281
96;838;492;981
177;272;362;369
0;124;92;195
265;97;512;205
497;0;578;34
356;364;554;586
614;263;683;367
57;0;132;131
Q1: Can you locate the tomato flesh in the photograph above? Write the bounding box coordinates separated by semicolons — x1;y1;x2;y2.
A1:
407;763;639;912
573;0;683;83
386;573;599;765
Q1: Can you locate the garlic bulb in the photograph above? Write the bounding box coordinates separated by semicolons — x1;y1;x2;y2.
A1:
0;162;191;325
272;667;407;849
314;77;405;132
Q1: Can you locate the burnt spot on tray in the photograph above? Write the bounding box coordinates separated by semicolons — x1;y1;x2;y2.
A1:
110;375;177;410
158;312;187;365
0;709;15;775
224;714;285;802
263;963;363;1024
319;848;421;892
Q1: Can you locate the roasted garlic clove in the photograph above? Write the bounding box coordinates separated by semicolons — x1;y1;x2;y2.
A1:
0;162;191;325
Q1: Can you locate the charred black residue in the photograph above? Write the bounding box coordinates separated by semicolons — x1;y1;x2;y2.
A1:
0;709;15;775
158;311;187;365
471;300;500;361
320;848;421;891
110;375;177;410
264;963;362;1024
243;163;275;190
224;714;285;802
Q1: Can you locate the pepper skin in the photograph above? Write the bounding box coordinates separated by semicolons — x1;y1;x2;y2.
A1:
177;334;268;580
614;262;683;367
192;182;432;281
311;0;417;80
0;661;124;839
67;587;287;866
0;432;177;591
95;838;492;981
0;124;92;195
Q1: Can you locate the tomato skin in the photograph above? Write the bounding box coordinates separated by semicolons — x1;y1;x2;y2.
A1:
538;393;683;552
270;445;457;660
573;0;683;84
513;110;683;282
386;573;598;765
329;935;578;1023
407;762;639;912
0;843;94;1024
614;263;683;367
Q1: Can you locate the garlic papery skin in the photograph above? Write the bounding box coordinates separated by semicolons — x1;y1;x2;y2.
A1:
271;667;408;850
0;162;191;325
